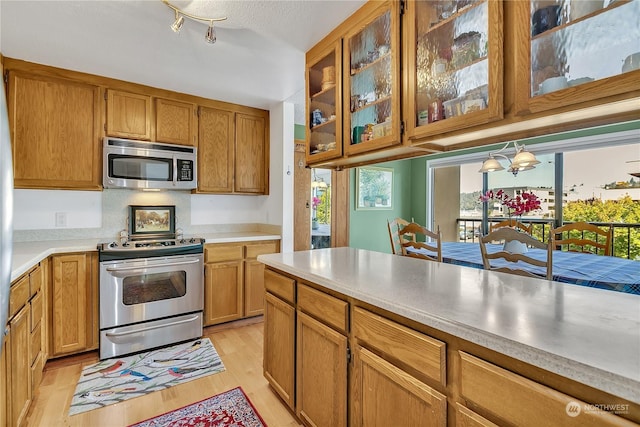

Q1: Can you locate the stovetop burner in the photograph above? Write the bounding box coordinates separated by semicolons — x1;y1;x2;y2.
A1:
98;237;204;261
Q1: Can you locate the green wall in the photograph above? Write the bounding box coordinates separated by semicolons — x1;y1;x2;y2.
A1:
349;159;424;253
294;124;305;140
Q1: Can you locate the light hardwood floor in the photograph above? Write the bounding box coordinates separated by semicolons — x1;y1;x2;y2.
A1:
25;317;302;426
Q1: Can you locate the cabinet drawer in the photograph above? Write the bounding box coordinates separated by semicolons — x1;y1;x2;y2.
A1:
455;403;499;427
30;291;43;332
353;307;446;386
9;275;30;318
298;283;348;334
205;244;244;263
29;265;42;297
245;242;278;259
459;352;633;427
265;269;295;304
30;321;41;366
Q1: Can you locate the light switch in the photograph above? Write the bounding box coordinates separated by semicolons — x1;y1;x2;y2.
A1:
55;212;67;227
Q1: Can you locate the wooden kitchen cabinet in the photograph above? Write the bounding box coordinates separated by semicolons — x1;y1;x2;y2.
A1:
404;0;503;141
49;252;98;357
155;97;197;146
6;70;101;190
198;106;235;193
203;240;279;325
197;108;269;194
105;89;152;140
9;304;31;427
235;113;268;194
0;332;9;427
513;0;640;116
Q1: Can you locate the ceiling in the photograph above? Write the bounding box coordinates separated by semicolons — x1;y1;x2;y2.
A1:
0;0;366;124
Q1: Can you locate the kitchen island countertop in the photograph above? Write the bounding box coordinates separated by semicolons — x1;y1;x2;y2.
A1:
11;231;280;282
258;247;640;405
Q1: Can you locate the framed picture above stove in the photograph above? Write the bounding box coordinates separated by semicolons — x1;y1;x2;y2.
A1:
129;205;176;240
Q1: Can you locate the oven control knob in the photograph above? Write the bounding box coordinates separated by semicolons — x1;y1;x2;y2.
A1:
180;239;186;244
189;238;196;243
108;242;118;248
123;242;130;247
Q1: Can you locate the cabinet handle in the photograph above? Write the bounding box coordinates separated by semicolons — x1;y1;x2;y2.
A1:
104;315;200;337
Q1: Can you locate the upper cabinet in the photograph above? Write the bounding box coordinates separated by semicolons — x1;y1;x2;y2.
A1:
7;70;102;190
514;0;640;115
306;40;343;164
343;1;402;157
235;113;268;194
155;97;197;146
404;0;503;140
105;89;152;140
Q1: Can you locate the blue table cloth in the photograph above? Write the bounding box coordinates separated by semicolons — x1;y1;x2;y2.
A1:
438;242;640;295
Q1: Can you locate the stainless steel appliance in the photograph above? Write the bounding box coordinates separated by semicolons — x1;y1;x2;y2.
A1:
98;205;204;359
103;137;197;190
1;78;14;347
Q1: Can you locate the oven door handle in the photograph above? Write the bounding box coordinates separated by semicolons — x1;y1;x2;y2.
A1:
106;258;200;272
104;315;200;337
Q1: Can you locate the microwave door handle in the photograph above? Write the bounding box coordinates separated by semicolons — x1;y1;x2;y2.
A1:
173;155;178;187
106;258;200;272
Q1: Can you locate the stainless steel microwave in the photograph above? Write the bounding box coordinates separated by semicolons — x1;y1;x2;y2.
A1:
103;137;197;190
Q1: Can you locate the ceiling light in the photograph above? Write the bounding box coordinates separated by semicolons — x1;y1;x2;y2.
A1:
205;23;216;44
478;141;539;176
170;11;184;33
162;0;226;44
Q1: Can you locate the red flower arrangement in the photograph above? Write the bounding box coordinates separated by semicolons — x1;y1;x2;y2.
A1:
312;196;321;209
479;189;541;217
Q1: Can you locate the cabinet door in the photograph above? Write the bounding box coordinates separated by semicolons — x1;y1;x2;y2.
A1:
343;1;402;157
264;292;295;410
9;305;31;427
204;261;243;326
7;71;101;190
106;89;152;140
514;0;640;115
244;259;266;317
404;0;503;141
352;345;446;427
155;97;196;146
306;40;343;164
0;332;8;427
198;107;235;193
51;254;92;356
296;311;347;427
235;113;267;194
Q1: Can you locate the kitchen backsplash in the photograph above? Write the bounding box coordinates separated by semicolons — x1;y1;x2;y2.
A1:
13;189;279;242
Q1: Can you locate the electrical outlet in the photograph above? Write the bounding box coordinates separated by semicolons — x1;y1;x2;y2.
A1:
55;212;67;227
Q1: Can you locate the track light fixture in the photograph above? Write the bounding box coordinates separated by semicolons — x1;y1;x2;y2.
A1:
162;0;226;44
478;141;540;176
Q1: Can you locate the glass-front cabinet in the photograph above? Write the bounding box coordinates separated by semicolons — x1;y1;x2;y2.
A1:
306;41;343;163
343;1;401;156
404;0;503;141
515;0;640;114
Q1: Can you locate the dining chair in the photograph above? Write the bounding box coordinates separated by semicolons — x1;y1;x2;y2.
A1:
489;219;533;234
387;217;415;255
479;227;552;280
551;222;612;256
398;222;443;262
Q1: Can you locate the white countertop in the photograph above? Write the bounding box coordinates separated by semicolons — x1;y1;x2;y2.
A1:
11;231;280;281
258;247;640;404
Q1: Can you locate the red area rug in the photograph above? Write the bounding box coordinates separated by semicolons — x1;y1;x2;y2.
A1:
129;387;266;427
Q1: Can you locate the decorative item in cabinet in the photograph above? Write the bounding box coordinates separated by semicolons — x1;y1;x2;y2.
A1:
306;41;342;163
343;1;401;156
405;0;503;141
516;0;640;114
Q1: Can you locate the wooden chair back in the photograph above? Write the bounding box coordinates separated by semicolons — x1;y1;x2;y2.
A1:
387;218;415;255
398;222;443;262
551;222;612;256
479;227;552;280
489;219;532;234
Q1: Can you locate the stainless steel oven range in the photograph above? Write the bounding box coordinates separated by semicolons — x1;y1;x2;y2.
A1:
97;205;204;359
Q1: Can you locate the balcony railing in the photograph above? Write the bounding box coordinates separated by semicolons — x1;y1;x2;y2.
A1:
456;218;640;260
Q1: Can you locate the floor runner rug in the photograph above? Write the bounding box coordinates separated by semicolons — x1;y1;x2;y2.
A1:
69;338;225;416
129;387;267;427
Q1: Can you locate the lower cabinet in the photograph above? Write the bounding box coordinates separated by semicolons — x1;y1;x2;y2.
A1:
49;252;98;357
204;240;279;326
263;292;295;409
9;304;31;427
0;332;9;427
352;346;446;427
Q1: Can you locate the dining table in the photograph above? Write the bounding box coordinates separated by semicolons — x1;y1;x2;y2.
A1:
435;242;640;295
